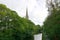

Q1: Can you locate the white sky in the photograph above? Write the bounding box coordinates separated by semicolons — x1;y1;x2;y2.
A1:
0;0;48;26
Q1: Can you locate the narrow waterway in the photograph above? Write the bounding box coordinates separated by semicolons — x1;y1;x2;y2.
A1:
34;33;42;40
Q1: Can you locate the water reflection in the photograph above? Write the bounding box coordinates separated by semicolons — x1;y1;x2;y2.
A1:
34;33;42;40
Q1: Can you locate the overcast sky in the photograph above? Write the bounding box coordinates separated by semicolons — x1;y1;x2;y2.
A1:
0;0;48;26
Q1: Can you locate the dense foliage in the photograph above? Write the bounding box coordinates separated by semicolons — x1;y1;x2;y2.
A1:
43;0;60;40
0;4;41;40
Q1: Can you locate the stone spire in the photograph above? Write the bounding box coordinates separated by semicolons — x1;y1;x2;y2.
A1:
26;7;29;19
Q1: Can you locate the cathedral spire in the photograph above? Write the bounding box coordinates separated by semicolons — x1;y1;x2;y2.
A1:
26;7;29;19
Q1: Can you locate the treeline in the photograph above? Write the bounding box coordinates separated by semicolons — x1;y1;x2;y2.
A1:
43;0;60;40
0;4;41;40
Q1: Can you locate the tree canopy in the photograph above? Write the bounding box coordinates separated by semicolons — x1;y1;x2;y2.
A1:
43;0;60;40
0;4;41;40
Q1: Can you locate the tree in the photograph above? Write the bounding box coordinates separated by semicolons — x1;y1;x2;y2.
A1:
46;0;60;11
43;0;60;40
0;4;41;40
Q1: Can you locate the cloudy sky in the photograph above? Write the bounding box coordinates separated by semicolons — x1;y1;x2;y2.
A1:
0;0;48;26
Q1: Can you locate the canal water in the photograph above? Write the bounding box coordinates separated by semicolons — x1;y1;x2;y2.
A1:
34;33;42;40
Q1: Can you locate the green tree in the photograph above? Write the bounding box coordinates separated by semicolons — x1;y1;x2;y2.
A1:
0;4;41;40
43;0;60;40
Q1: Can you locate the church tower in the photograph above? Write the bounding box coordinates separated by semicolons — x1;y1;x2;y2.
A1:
26;8;29;19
